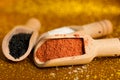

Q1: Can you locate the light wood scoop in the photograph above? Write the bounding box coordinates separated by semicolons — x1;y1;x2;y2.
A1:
37;20;113;44
34;32;120;67
2;18;41;61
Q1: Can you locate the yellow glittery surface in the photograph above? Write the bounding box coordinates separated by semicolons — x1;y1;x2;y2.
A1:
0;0;120;80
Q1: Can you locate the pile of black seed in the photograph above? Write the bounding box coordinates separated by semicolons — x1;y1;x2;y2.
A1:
9;33;32;59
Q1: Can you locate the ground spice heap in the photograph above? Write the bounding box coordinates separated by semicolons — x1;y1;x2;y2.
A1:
36;38;84;62
9;33;32;59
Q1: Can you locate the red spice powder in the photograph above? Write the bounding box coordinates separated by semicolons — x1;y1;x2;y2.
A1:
36;38;84;62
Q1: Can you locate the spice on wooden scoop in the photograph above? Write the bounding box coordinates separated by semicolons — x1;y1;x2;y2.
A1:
34;32;120;67
2;18;41;61
36;38;85;62
37;19;113;44
9;33;32;59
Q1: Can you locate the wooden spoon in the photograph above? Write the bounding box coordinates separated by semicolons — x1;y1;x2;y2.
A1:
2;18;41;61
37;19;113;44
34;32;120;67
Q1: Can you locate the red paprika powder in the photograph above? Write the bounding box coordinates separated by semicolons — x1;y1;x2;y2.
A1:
36;38;84;62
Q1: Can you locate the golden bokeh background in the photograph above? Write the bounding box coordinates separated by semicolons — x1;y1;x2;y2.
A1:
0;0;120;80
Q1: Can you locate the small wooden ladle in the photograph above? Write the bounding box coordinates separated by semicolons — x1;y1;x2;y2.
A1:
34;32;120;67
2;18;41;61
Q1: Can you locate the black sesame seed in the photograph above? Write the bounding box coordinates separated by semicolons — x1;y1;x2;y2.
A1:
9;33;32;59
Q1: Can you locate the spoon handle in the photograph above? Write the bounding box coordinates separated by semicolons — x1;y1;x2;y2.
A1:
25;18;41;31
95;38;120;57
70;20;113;38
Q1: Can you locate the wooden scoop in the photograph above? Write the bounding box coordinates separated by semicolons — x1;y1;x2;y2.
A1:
34;32;120;67
37;19;113;43
2;18;41;61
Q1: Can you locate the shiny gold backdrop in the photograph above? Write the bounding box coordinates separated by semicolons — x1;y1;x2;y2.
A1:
0;0;120;80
